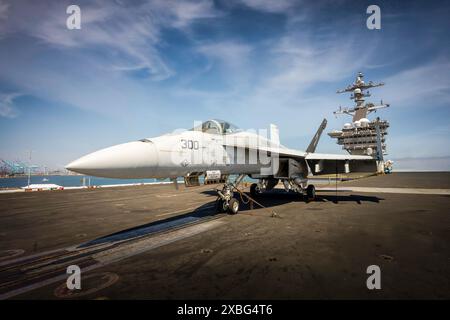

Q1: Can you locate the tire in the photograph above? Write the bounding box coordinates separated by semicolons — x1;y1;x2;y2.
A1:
306;184;316;200
250;183;260;198
228;198;239;215
216;199;227;213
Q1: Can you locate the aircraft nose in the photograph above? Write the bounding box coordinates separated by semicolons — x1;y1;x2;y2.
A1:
65;140;159;178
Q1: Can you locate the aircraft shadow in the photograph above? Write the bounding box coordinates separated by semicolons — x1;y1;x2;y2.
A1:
202;189;383;212
80;190;382;248
78;201;221;248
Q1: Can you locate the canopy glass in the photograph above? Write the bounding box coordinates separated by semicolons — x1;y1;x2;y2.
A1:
190;119;240;134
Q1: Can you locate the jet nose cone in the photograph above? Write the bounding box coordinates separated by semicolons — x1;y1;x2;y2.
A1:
65;141;158;178
65;159;84;172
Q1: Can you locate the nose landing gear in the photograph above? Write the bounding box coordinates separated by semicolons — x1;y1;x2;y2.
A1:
228;198;240;214
216;174;246;214
216;184;240;214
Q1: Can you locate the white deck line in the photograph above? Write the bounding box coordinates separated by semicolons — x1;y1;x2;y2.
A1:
317;186;450;195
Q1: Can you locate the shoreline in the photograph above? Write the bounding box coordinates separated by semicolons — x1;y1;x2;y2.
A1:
0;180;186;194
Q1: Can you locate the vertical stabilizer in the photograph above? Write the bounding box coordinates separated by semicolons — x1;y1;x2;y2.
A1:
306;118;327;153
270;124;280;146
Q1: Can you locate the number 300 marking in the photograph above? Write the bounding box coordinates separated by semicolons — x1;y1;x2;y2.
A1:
181;139;199;150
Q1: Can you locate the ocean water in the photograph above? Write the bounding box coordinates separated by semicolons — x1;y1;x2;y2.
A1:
0;175;162;189
0;175;256;189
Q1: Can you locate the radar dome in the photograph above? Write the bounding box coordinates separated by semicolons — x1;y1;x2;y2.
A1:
360;118;370;127
354;88;361;94
344;123;352;129
353;120;361;128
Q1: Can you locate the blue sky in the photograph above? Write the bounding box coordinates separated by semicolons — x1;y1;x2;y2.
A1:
0;0;449;170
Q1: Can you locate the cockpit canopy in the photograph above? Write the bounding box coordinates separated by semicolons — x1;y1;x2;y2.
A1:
190;119;241;135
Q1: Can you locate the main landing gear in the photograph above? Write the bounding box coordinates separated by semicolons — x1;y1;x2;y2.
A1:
250;183;261;198
216;174;245;215
306;184;316;201
216;176;317;214
251;178;316;201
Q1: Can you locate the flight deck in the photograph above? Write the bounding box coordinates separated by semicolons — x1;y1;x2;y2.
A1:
0;172;449;299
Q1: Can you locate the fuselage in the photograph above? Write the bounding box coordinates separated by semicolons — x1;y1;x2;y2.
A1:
65;121;292;179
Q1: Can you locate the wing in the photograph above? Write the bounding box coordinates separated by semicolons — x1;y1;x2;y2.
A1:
220;131;379;176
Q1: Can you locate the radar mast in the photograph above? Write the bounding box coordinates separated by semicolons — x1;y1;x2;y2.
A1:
334;72;389;121
328;72;390;159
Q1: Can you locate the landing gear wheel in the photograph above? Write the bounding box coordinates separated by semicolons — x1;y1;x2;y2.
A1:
306;184;316;200
250;183;260;198
228;198;239;215
216;199;228;213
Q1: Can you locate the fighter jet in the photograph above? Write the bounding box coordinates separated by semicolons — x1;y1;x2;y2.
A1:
66;119;379;214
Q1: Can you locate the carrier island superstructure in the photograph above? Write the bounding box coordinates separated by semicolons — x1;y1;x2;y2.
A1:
328;72;392;173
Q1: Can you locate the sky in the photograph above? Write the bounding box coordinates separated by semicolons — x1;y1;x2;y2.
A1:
0;0;449;171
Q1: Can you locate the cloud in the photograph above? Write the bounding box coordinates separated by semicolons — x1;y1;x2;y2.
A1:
197;41;252;68
378;60;450;107
0;92;21;118
235;0;295;13
230;32;376;124
164;14;383;140
0;0;8;20
0;0;226;121
154;0;220;28
165;28;380;146
0;0;219;81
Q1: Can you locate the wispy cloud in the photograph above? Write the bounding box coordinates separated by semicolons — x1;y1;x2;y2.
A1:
153;0;220;28
234;0;295;13
225;32;377;132
0;0;219;81
0;92;21;118
0;0;8;20
197;41;252;68
0;0;224;119
378;59;450;106
261;36;368;92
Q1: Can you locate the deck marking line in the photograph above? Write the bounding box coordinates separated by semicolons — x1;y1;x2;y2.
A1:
0;220;224;300
317;187;450;195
